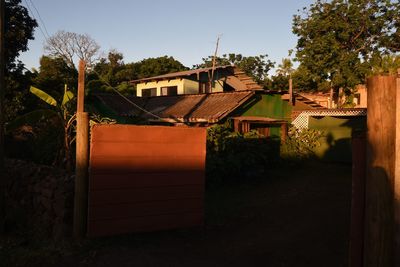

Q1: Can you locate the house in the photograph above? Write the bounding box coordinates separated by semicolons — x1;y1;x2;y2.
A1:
131;65;263;97
298;84;367;109
90;88;324;142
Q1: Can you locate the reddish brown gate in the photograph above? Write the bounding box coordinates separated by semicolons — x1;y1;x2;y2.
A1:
88;125;206;237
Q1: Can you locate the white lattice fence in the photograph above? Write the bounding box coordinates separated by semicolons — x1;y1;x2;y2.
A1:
291;109;367;129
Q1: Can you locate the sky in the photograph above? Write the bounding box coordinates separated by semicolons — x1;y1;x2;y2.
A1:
18;0;315;73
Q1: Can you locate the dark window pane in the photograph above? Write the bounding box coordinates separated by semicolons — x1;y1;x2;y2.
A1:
142;88;157;97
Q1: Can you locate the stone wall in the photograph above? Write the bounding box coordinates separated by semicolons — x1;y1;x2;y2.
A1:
5;159;74;240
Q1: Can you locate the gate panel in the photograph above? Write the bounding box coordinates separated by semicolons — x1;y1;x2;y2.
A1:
88;125;206;237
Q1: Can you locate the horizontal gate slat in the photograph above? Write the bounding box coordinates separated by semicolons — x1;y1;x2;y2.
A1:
88;199;203;220
87;212;203;237
90;142;205;157
89;185;204;205
91;125;205;143
90;156;204;173
90;171;204;190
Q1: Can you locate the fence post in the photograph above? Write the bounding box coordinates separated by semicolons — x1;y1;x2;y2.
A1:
73;60;89;239
0;0;4;235
395;70;400;267
364;74;399;266
349;130;366;267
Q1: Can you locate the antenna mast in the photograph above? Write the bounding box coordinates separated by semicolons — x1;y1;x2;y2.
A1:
210;34;222;91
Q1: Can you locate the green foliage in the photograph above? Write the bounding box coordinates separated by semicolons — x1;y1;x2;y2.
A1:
136;56;188;78
206;124;280;185
29;86;58;107
293;0;398;92
7;85;76;169
3;0;37;121
281;127;324;159
370;54;400;75
32;56;77;100
195;53;275;84
87;52;185;95
5;0;37;71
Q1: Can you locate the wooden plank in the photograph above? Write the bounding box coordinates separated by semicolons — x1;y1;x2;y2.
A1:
91;124;206;143
88;198;203;220
90;172;204;190
90;142;205;157
89;185;204;205
90;156;204;173
365;75;397;266
87;212;203;237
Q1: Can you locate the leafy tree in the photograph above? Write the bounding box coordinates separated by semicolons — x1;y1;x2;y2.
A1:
5;0;37;71
32;56;78;100
293;0;397;91
265;74;289;91
135;56;188;78
276;58;294;77
4;0;37;121
195;53;275;84
370;54;400;75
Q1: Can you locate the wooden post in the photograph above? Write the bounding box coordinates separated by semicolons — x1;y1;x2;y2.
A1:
395;70;400;267
364;74;399;266
289;77;293;105
0;0;5;235
73;60;89;239
350;130;366;267
280;122;288;143
77;60;85;113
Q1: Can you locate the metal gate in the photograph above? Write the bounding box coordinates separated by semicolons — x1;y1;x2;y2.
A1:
87;125;206;237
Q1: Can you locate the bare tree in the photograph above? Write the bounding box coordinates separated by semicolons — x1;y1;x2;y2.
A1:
44;30;100;68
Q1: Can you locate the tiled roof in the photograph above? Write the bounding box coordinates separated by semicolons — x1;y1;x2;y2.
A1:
94;91;255;123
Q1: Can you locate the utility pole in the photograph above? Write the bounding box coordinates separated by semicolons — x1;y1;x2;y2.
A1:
0;0;5;235
210;34;221;93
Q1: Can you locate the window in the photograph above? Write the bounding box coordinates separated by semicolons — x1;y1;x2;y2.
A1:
199;82;211;94
161;86;178;96
142;88;157;97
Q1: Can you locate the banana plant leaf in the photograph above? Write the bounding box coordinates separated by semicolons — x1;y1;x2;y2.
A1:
30;86;58;107
6;109;59;133
62;90;74;106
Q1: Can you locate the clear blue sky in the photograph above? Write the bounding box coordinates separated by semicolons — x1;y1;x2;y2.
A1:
19;0;315;73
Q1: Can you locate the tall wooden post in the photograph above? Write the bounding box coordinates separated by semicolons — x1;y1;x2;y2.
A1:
73;60;89;239
395;70;400;267
0;0;5;234
364;74;399;266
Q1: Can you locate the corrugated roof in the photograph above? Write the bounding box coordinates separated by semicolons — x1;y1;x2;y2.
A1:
94;91;255;123
131;65;234;84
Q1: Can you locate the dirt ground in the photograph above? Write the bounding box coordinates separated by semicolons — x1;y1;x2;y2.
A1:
5;160;352;267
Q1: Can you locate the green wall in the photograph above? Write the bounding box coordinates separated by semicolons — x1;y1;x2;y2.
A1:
235;94;292;138
308;116;366;162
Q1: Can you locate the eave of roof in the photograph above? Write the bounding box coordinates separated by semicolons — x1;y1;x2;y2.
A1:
130;65;234;84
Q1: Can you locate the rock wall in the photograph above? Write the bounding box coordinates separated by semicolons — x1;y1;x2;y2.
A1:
5;159;74;240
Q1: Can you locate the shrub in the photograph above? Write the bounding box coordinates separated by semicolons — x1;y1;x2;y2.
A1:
281;127;324;159
206;123;280;185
